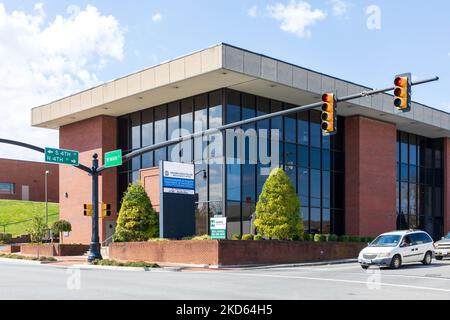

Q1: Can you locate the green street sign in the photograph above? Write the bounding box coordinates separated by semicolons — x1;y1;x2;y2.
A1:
104;149;123;168
45;147;79;166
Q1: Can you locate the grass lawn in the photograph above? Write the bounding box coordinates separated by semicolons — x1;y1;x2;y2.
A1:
0;200;59;236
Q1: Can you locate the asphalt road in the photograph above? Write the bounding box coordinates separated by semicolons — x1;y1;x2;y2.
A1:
1;259;450;300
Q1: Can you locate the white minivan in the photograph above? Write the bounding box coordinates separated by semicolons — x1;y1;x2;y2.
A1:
358;230;435;269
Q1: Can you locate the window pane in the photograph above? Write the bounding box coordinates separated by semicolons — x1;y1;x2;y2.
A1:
142;109;153;147
311;169;321;204
322;171;330;208
297;112;309;145
209;163;223;201
298;145;309;168
131;112;141;150
298;167;309;206
322;209;331;234
242;164;256;203
227;164;241;201
310;208;321;234
310;148;321;169
285;104;296;143
310;111;321;148
226;201;241;238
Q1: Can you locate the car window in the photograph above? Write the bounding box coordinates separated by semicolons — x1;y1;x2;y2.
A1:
370;235;401;247
419;232;433;243
410;233;422;245
402;235;412;246
446;233;450;239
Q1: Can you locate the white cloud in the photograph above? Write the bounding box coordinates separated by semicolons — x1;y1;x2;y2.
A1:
267;1;327;38
152;13;163;23
247;5;258;17
330;0;349;16
0;3;125;161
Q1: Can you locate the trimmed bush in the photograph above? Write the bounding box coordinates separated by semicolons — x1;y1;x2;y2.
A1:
242;234;254;241
254;234;263;241
91;259;159;268
0;253;56;262
338;235;350;242
348;236;361;243
328;234;339;242
231;234;241;240
0;233;12;244
191;235;211;241
314;234;327;242
148;238;169;242
51;220;72;244
255;168;303;240
114;182;159;242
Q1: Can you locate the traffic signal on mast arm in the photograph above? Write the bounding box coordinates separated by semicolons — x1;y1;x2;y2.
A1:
321;93;337;135
102;203;112;218
83;204;93;217
394;73;412;112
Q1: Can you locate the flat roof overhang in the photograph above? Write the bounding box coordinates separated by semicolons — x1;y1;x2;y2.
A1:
31;43;450;139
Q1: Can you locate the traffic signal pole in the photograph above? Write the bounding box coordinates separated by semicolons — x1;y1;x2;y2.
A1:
88;153;102;262
0;74;440;262
98;76;440;171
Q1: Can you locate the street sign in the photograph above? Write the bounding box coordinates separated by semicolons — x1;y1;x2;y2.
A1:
210;217;227;240
45;147;79;166
104;149;123;168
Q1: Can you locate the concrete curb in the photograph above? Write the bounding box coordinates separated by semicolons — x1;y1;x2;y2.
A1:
0;257;54;265
70;264;181;272
211;259;358;270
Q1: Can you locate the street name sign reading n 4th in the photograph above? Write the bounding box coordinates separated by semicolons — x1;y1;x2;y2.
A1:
45;147;79;166
104;149;123;168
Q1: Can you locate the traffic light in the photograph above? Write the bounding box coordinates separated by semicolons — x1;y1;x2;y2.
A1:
83;204;93;217
102;203;112;218
394;73;412;112
321;93;337;135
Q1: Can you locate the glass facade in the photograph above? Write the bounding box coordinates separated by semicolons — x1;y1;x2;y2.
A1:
396;131;444;239
117;89;345;237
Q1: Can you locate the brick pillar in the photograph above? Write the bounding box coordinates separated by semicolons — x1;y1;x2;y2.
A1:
59;116;117;244
444;138;450;234
345;116;397;237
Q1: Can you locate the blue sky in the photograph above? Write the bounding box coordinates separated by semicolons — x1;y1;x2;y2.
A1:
0;0;449;160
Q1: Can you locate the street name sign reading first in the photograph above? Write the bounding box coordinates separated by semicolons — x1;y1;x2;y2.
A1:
104;149;123;168
45;147;79;166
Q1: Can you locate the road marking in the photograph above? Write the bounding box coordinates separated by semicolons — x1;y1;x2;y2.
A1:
220;272;450;293
278;267;450;281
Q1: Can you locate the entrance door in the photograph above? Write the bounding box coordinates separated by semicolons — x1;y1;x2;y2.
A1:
21;185;29;201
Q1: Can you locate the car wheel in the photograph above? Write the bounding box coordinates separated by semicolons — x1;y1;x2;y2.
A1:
361;265;369;270
390;255;402;269
435;256;443;261
422;251;433;265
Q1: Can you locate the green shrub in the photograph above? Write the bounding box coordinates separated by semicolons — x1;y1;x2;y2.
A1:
242;234;254;241
113;182;159;242
148;238;169;242
27;215;48;243
0;233;12;244
338;235;350;242
255;168;304;240
231;234;241;240
91;259;159;268
191;235;211;241
328;234;339;242
0;253;55;262
254;234;263;241
348;236;361;242
313;234;322;242
51;220;72;244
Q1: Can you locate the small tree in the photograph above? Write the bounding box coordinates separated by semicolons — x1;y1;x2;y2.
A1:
27;215;48;243
254;168;304;240
113;182;159;242
51;220;72;244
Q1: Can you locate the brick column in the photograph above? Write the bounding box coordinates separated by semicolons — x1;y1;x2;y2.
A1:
345;116;397;237
59;116;117;244
444;138;450;234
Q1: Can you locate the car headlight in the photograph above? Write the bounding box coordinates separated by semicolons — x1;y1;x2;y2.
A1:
378;252;391;258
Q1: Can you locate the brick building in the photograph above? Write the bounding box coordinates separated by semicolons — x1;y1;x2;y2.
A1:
0;158;59;203
31;44;450;244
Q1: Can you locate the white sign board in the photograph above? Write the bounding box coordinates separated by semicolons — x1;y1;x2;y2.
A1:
162;161;195;195
210;217;227;239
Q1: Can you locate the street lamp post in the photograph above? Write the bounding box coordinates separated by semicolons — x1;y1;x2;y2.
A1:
45;170;50;226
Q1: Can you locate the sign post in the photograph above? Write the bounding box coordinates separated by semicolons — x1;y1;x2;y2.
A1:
45;147;79;166
210;216;227;240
